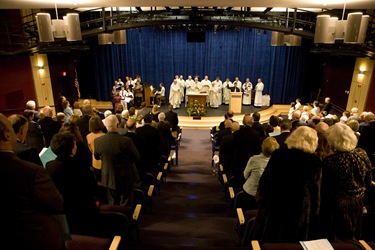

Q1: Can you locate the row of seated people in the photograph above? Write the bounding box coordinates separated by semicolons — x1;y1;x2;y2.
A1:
212;111;375;247
1;101;181;249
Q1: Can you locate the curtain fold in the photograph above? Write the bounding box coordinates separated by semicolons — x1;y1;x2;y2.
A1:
91;27;310;104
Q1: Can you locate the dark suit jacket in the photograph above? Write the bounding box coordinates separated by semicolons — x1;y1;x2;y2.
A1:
215;127;232;146
38;117;61;147
233;126;261;179
357;120;375;166
94;131;140;195
165;110;179;131
76;115;92;143
252;121;266;137
322;102;332;114
125;132;149;177
13;140;42;165
251;148;321;243
273;131;291;149
136;124;162;172
46;157;98;226
157;121;174;157
25;121;44;153
0;152;63;250
219;133;235;176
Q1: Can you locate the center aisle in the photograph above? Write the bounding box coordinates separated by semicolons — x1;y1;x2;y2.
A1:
130;130;239;249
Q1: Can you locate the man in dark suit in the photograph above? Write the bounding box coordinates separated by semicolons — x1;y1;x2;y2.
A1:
38;106;61;147
233;114;261;183
273;118;292;148
26;100;41;122
125;118;148;178
76;104;93;144
136;113;162;173
252;112;266;137
322;97;332;114
0;113;64;250
215;119;232;146
358;112;375;167
165;104;179;132
219;121;240;177
94;114;140;206
8;114;42;165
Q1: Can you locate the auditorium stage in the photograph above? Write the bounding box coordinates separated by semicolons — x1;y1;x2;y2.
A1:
156;104;290;130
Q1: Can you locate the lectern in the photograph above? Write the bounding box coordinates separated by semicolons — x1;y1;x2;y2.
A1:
229;92;242;113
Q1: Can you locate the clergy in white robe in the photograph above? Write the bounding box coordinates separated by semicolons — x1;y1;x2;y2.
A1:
222;78;232;105
254;78;264;107
209;82;219;108
200;76;211;105
213;77;223;105
185;76;194;106
191;78;202;93
169;79;181;109
178;75;185;104
233;77;242;90
242;78;253;105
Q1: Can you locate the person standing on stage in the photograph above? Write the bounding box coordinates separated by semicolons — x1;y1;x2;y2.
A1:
192;77;201;93
233;77;242;90
242;78;253;105
213;77;223;105
119;85;127;110
169;79;181;109
254;78;264;107
209;81;219;108
178;75;185;104
222;77;232;105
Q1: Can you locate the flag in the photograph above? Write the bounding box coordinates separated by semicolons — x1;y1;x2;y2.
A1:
74;69;81;98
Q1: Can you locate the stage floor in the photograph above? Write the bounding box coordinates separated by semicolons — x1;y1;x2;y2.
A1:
156;103;268;117
155;103;289;130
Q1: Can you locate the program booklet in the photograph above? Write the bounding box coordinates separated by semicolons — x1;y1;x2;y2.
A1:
300;239;334;250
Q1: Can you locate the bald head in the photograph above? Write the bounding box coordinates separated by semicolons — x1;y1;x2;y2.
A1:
243;114;254;127
224;119;232;129
231;121;240;132
42;106;53;117
315;122;329;133
125;118;136;131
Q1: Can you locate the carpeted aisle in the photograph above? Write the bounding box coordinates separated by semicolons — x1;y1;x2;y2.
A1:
129;130;240;249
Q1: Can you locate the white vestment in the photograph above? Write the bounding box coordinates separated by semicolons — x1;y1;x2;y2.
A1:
209;84;219;108
222;81;232;104
254;82;264;107
169;83;181;108
242;82;253;105
213;80;223;105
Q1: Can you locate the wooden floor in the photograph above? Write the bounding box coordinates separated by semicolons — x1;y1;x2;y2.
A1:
178;104;290;130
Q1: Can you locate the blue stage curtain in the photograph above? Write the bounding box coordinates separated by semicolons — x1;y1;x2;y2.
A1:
91;27;310;104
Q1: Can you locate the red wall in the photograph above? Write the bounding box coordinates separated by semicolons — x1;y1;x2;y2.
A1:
0;54;36;116
365;70;375;112
319;56;356;111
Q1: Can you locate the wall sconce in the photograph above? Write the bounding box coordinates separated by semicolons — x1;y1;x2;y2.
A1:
37;65;44;70
358;70;365;77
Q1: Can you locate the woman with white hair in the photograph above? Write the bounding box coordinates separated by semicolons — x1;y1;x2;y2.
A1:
250;126;321;243
319;123;372;241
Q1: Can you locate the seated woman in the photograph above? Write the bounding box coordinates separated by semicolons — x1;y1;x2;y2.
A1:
242;137;279;210
47;132;128;238
250;126;321;243
319;123;372;241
